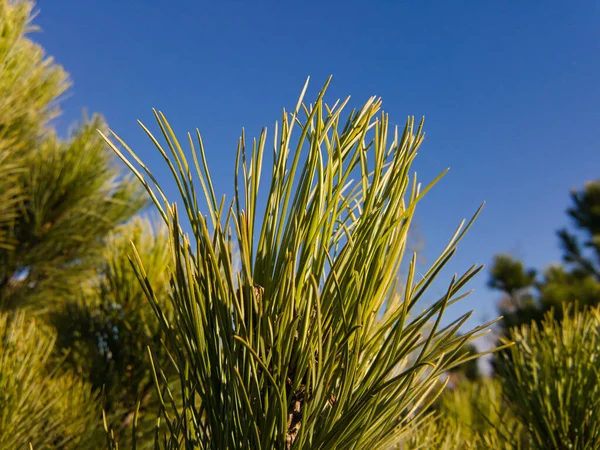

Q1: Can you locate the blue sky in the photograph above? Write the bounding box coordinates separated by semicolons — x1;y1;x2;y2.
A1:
34;1;600;331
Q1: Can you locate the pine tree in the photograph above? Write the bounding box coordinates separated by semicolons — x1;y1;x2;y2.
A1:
0;0;68;251
52;218;173;447
488;254;541;329
0;0;146;312
0;312;102;449
0;2;151;447
558;179;600;280
489;179;600;330
498;305;600;449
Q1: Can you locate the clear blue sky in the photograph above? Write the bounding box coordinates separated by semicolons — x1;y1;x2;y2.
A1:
34;1;600;330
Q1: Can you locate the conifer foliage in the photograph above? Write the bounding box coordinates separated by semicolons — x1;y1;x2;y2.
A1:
498;306;600;449
0;1;146;312
0;1;149;447
1;2;505;448
0;312;101;449
102;79;499;449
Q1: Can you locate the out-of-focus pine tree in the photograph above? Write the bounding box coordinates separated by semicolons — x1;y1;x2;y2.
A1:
489;179;600;331
52;218;174;447
0;2;150;447
0;0;146;313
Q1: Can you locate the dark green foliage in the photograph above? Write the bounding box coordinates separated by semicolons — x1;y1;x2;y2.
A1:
488;254;543;330
489;180;600;331
488;254;537;304
53;218;172;447
558;179;600;280
538;264;600;314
